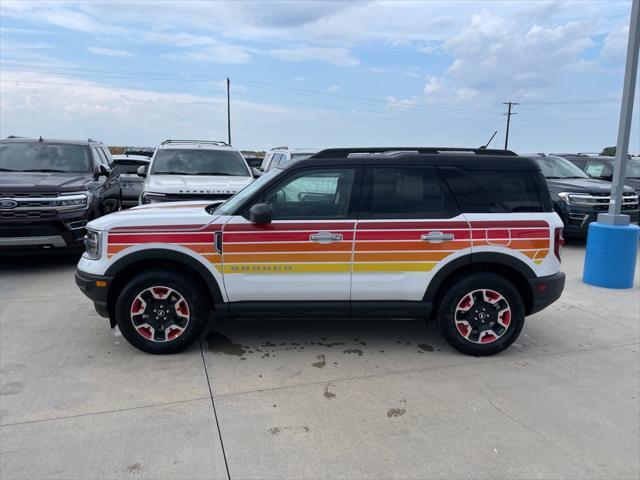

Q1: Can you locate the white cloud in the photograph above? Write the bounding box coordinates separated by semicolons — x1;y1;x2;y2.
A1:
600;24;629;64
87;47;134;58
268;45;359;66
424;76;443;96
326;84;341;93
386;96;418;109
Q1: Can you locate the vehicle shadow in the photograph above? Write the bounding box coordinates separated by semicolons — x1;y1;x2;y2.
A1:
0;250;81;272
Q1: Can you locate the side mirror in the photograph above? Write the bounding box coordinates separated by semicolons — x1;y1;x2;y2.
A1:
137;165;147;178
248;203;272;224
251;167;263;177
95;164;110;178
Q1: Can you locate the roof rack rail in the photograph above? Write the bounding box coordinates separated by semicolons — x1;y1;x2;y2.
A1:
6;135;26;139
310;147;517;159
160;139;230;146
270;146;289;151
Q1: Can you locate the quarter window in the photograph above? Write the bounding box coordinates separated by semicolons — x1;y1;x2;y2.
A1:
263;168;356;220
360;167;458;219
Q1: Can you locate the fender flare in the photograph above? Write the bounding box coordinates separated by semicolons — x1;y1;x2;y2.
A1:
424;252;536;302
105;248;224;304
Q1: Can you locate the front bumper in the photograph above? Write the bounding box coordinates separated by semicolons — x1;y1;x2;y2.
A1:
562;206;639;236
527;271;565;315
75;269;112;318
0;210;90;249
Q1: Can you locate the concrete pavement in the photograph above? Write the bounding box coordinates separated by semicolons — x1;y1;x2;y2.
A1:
1;243;638;479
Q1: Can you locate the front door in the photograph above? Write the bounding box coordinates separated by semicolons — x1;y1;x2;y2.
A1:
221;167;359;302
352;166;470;301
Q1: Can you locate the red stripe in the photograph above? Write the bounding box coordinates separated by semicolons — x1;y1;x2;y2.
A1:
469;220;548;228
356;229;471;241
224;222;355;232
223;231;355;243
510;229;549;239
472;228;550;240
356;221;468;230
108;233;214;243
110;223;221;233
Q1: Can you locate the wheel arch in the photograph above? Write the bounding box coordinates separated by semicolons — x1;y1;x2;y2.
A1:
424;252;536;315
105;249;224;327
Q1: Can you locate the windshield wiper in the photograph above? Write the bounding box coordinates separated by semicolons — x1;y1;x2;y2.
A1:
21;169;71;173
0;168;18;172
152;171;200;175
193;172;235;176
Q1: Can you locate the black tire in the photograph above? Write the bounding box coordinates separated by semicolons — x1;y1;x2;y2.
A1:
115;269;209;354
435;273;525;356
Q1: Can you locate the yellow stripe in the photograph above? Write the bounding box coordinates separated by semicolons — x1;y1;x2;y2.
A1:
217;263;351;274
353;262;437;272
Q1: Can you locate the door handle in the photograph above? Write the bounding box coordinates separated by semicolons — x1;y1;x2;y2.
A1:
421;231;454;243
310;231;343;243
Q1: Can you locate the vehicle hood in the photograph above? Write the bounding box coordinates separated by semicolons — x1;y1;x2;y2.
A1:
119;173;144;182
0;172;93;193
546;177;635;194
87;201;220;231
144;174;253;195
621;177;640;193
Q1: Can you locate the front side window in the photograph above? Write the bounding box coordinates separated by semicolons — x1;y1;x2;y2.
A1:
585;160;611;178
360;167;458;219
0;143;91;173
263;168;356;220
535;157;588;179
150;149;250;176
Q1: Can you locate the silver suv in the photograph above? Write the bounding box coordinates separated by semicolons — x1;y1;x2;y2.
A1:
260;147;318;172
138;140;255;204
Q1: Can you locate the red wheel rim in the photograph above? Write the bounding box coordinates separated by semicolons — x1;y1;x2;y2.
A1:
454;289;511;344
130;286;190;343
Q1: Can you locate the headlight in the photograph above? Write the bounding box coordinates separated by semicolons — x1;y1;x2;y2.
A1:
558;192;597;207
56;192;89;210
140;192;166;204
83;229;102;259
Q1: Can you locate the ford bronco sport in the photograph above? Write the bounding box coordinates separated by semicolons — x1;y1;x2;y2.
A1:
76;147;565;356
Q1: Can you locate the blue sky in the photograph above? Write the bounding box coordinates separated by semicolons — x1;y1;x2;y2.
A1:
0;0;638;153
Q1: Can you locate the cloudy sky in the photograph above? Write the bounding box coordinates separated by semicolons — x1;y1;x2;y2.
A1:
1;0;638;153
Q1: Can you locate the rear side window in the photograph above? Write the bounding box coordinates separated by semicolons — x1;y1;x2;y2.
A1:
442;168;544;213
360;167;459;219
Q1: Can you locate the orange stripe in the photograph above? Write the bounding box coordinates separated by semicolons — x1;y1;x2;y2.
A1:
224;242;351;253
354;251;452;262
223;252;352;263
521;249;549;259
354;241;470;251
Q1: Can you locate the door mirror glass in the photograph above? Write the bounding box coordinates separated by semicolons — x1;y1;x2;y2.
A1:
251;167;263;177
97;164;110;177
248;203;272;224
137;165;147;177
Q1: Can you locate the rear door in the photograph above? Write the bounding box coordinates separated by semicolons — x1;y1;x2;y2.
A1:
221;167;359;302
352;166;470;301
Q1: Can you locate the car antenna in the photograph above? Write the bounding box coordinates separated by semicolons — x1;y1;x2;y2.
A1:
479;130;497;149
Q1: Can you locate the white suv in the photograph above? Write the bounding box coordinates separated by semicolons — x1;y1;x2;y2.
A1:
138;140;255;204
260;147;318;172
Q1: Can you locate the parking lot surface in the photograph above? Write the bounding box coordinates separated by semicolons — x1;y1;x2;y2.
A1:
1;243;639;480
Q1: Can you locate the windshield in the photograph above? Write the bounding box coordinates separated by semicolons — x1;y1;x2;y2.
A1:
279;152;315;169
150;149;250;176
113;159;149;174
0;143;91;173
534;156;588;179
215;168;281;215
626;158;640;178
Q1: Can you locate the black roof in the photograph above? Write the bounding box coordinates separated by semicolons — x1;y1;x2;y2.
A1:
296;147;538;171
1;136;104;145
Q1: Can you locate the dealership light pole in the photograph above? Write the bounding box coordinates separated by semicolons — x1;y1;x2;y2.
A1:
583;0;640;289
227;77;232;146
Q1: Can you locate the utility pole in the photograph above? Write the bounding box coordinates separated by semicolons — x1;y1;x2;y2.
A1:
502;102;518;150
226;77;231;146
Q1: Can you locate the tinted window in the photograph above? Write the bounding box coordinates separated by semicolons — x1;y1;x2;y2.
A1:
264;168;356;220
585;160;612;178
100;147;113;165
113;159;149;174
360;167;458;219
443;168;544;213
0;143;91;173
151;149;249;176
94;147;109;167
534;156;588;179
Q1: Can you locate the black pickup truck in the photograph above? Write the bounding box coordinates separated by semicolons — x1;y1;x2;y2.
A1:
0;137;121;251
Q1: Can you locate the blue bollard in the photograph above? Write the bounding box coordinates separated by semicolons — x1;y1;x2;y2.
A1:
583;222;640;288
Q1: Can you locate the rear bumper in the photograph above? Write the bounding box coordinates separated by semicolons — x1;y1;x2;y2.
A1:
527;271;565;315
75;269;112;318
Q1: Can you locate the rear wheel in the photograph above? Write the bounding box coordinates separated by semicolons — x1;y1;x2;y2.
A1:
115;269;208;354
436;273;525;356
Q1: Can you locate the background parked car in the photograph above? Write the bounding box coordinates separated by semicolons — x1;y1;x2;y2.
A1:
558;153;640;195
138;139;256;204
123;146;155;158
260;147;319;172
243;154;264;170
112;154;150;209
527;154;639;236
0;136;120;250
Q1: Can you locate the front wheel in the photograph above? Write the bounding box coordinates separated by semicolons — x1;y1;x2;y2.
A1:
115;269;208;354
436;273;525;356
